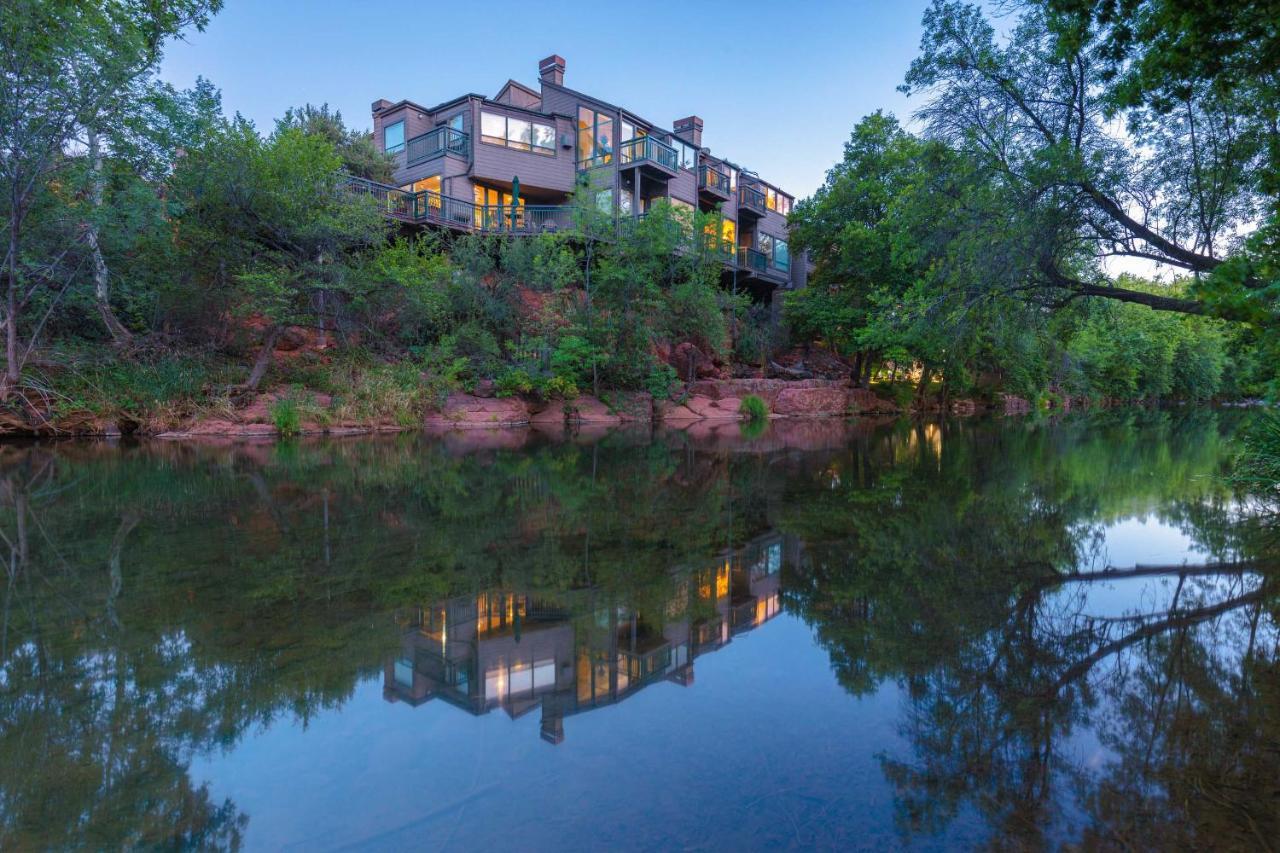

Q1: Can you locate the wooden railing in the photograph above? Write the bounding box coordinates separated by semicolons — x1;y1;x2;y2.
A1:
406;127;469;166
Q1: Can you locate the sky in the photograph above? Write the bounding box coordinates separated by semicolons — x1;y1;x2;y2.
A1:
159;0;934;200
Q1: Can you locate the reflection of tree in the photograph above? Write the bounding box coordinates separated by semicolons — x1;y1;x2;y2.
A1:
780;411;1279;848
0;410;1270;847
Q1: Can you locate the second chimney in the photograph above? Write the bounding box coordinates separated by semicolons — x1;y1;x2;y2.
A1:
539;55;565;87
673;116;703;148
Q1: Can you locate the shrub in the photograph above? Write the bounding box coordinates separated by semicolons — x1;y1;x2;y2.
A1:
269;395;302;436
740;394;769;421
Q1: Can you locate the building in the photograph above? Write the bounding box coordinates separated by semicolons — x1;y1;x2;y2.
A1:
366;54;807;300
383;533;793;743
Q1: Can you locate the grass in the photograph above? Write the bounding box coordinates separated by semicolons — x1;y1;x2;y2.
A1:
739;394;769;421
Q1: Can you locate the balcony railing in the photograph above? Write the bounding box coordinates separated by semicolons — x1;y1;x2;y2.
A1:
406;127;469;166
347;177;573;235
738;184;767;215
738;247;767;273
618;135;678;172
699;164;731;196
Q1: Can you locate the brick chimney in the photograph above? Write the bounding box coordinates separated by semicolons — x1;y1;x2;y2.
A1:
538;55;565;87
673;116;703;148
371;98;392;114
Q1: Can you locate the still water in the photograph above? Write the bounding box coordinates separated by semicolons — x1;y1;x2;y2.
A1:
1;411;1276;850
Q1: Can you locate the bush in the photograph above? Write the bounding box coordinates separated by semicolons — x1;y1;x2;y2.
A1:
740;394;769;421
269;395;302;436
1233;410;1280;491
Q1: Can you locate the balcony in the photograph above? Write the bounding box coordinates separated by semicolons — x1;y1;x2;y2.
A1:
737;184;767;218
406;126;469;167
617;135;678;179
738;247;767;274
698;165;731;202
347;177;573;235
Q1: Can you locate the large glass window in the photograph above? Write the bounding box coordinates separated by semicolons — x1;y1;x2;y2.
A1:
480;111;553;155
578;106;614;166
383;119;405;153
774;239;790;270
758;233;774;257
506;117;532;150
671;137;696;170
595;188;613;213
721;218;736;249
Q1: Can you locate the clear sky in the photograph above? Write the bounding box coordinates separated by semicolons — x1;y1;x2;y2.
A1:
159;0;933;200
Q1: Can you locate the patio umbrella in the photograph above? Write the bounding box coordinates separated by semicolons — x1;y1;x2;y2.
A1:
511;175;520;230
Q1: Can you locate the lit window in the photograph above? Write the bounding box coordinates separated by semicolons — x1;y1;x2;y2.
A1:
383;119;405;153
578;106;613;166
721;218;736;248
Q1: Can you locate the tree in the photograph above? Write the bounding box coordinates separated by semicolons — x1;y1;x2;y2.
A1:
276;103;395;183
170;121;389;389
0;0;221;397
902;1;1272;320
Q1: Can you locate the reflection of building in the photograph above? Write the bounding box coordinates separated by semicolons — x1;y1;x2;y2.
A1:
384;534;793;743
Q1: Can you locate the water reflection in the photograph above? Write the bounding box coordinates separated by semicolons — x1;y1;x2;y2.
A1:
0;411;1276;849
385;533;788;743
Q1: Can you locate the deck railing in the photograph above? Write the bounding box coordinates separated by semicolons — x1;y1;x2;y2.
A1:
406;127;470;166
738;184;767;214
699;164;731;195
738;246;768;273
618;135;679;172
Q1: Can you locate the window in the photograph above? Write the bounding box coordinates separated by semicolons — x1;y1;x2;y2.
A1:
596;188;613;212
532;123;555;151
671;137;696;170
578;106;614;166
765;187;778;211
774;239;790;270
383;119;405;153
728;168;738;190
448;113;464;132
507;117;532;150
721;218;736;249
619;188;632;215
777;194;792;215
480;112;505;145
404;176;441;216
480;111;554;155
759;233;774;257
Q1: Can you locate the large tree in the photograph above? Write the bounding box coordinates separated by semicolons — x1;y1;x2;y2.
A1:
902;0;1275;321
0;0;221;397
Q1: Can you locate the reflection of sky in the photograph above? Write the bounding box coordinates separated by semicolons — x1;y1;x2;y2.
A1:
190;615;988;851
1096;517;1203;568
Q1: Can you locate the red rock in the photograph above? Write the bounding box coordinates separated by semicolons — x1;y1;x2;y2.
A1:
772;387;849;416
682;395;743;420
848;388;900;414
424;393;529;428
568;396;622;425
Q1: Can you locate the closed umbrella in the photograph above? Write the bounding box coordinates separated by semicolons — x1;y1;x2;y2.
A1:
511;175;520;230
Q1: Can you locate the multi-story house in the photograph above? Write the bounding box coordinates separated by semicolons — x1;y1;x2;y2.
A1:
365;55;806;298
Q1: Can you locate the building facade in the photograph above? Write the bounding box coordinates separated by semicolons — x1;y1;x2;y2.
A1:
367;54;807;298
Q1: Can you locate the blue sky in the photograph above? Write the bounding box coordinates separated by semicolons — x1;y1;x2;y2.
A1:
159;0;933;199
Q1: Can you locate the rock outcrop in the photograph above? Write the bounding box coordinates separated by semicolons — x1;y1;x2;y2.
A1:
424;393;530;428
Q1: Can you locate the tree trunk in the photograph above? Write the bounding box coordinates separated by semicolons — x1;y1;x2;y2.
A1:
86;130;132;346
850;351;865;385
245;324;282;391
860;354;876;388
916;364;933;404
3;213;20;400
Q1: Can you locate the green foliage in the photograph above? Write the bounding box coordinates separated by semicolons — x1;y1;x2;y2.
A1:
269;394;302;436
1233;410;1280;493
740;394;769;421
276;102;395;183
